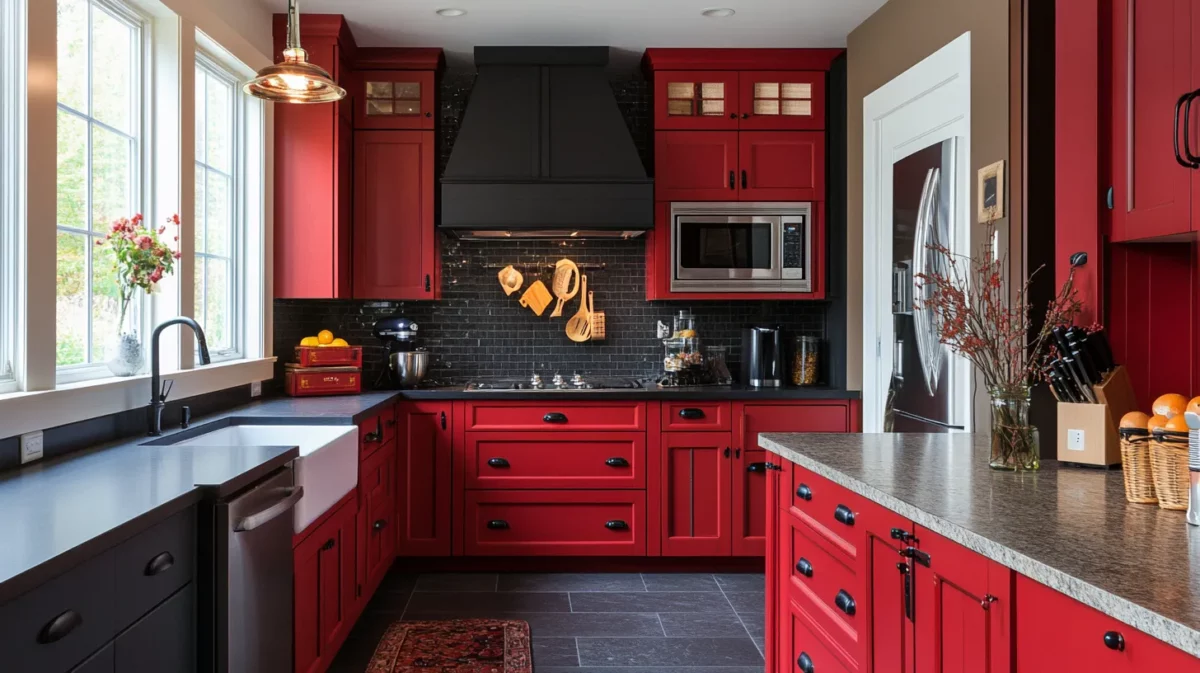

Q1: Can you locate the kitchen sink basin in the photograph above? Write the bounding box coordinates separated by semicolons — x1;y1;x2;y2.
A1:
170;424;358;533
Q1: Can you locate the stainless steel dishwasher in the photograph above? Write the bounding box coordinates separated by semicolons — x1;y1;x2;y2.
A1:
202;467;303;673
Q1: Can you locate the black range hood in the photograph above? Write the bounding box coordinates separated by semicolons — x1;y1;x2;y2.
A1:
440;47;653;239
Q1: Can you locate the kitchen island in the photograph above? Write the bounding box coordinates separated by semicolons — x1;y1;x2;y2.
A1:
759;432;1200;671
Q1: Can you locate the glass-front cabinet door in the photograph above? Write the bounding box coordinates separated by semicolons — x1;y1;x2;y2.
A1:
654;71;740;130
355;70;436;130
738;71;825;131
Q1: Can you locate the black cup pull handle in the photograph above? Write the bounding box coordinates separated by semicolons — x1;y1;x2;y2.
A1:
834;504;855;526
1103;631;1125;651
741;169;748;189
795;557;813;577
144;551;175;576
835;589;857;616
487;520;510;530
605;520;629;530
678;408;706;420
605;457;630;467
797;652;814;673
796;484;813;501
373;519;387;531
37;610;83;644
321;538;335;551
543;412;568;424
747;462;768;473
487;457;510;468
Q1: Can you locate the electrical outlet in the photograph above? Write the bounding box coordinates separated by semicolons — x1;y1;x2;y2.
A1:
1067;429;1085;451
20;431;44;464
250;381;263;398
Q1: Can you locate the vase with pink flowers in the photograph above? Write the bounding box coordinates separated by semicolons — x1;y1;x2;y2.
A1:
96;213;182;376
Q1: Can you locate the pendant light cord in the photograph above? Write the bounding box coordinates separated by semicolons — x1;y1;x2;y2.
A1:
286;0;301;53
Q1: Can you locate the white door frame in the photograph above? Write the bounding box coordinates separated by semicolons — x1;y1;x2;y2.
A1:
862;32;973;433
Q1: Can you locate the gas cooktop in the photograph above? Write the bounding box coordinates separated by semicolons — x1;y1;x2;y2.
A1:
464;375;643;392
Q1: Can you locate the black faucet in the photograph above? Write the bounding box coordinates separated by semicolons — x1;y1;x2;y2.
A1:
148;317;211;436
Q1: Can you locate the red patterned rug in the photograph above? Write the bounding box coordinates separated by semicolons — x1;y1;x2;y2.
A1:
364;619;532;673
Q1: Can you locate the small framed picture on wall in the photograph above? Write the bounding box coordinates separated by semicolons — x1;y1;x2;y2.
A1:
977;160;1005;222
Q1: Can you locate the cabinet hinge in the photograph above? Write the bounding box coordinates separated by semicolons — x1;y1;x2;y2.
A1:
899;546;931;568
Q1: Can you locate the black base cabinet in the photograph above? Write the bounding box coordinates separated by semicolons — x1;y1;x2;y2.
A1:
113;584;195;672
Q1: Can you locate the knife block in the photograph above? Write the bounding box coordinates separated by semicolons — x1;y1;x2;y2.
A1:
1056;366;1138;467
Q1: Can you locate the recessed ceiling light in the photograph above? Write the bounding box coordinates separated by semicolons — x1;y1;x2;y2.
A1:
702;8;736;18
436;8;466;17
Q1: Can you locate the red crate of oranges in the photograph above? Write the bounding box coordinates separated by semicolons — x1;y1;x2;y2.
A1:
286;330;363;396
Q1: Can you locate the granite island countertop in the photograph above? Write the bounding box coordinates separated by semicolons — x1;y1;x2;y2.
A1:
759;432;1200;657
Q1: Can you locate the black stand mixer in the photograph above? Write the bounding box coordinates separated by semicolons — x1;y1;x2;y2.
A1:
373;316;429;389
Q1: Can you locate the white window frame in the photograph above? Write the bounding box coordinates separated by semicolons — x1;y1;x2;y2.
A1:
0;0;25;394
193;51;243;362
54;0;152;384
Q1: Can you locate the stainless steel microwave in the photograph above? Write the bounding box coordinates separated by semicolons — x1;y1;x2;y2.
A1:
670;202;813;293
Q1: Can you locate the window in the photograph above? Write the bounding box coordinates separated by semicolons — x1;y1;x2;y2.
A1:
0;0;24;391
194;55;241;360
55;0;144;374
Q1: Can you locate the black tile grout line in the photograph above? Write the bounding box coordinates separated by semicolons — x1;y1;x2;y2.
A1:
715;576;763;660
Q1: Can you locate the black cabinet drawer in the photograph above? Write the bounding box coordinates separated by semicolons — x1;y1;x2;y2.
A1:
0;549;117;673
70;643;114;673
112;507;195;628
114;584;195;673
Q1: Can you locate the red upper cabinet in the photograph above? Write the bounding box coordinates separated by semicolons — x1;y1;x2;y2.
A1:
353;130;439;299
397;402;453;556
1110;0;1195;241
655;131;740;201
653;71;741;130
739;131;825;201
355;70;436;130
739;71;826;131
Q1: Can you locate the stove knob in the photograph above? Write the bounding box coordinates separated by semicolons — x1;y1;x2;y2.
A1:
530;373;542;387
552;373;565;386
572;373;586;386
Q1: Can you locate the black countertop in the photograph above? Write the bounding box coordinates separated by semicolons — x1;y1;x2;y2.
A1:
385;383;860;401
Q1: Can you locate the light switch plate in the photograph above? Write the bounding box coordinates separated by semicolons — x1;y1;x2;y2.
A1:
20;430;44;464
250;381;263;398
1067;429;1085;451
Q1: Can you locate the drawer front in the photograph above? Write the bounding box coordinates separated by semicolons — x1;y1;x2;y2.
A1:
464;401;647;432
113;507;196;630
787;466;864;565
782;517;861;667
0;549;117;673
359;406;397;457
466;432;645;490
465;490;646;556
781;591;856;673
662;401;732;431
113;583;195;673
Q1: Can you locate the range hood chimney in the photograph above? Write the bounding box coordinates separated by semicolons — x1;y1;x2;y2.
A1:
440;47;653;239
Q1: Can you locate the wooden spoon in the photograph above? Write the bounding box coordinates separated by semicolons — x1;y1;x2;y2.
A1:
565;275;592;342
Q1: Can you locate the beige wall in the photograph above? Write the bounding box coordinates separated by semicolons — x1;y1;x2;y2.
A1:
845;0;1012;396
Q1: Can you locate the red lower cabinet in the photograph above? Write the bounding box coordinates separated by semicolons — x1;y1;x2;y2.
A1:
465;432;646;490
764;459;786;673
779;591;855;673
397;402;453;556
358;440;397;597
861;499;916;673
1015;575;1200;672
464;490;646;556
660;431;734;556
294;496;357;673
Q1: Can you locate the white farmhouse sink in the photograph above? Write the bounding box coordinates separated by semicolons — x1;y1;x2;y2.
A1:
173;424;358;533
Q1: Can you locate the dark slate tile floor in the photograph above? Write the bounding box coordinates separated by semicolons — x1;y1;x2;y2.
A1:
328;571;766;672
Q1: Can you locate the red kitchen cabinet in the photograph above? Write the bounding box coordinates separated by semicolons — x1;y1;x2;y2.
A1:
764;459;786;673
739;132;825;201
1110;0;1194;242
294;496;357;673
464;490;646;556
654;131;740;201
355;70;436;130
465;432;646;490
739;71;826;131
358;440;396;598
397;402;452;556
861;499;916;673
463;400;647;432
353;130;439;299
660;431;733;556
653;71;741;130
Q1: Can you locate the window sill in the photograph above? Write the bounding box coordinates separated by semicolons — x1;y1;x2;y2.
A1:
0;358;276;439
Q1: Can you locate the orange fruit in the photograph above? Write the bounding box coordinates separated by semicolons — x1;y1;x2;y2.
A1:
1119;411;1151;430
1147;414;1170;432
331;338;349;347
1165;415;1191;432
317;329;335;345
1152;393;1189;419
300;336;319;347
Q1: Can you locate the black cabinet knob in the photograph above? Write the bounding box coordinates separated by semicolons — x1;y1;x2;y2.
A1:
1103;631;1125;651
144;551;175;576
723;447;731;458
742;112;750;119
363;432;381;443
796;484;813;501
835;589;856;616
487;457;511;468
543;412;568;424
795;557;813;578
678;408;706;420
373;519;387;531
605;457;630;467
425;111;433;117
605;520;629;530
487;520;510;530
797;652;814;673
729;112;738;119
321;538;336;551
834;504;855;526
747;462;768;473
37;610;83;644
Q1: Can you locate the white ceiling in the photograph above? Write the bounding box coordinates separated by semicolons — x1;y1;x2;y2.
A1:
262;0;887;72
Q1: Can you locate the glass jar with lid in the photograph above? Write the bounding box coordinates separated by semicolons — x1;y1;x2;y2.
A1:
672;310;698;339
663;337;704;372
791;336;821;386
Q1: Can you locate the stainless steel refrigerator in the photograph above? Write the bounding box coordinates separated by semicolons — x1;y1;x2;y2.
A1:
885;139;964;432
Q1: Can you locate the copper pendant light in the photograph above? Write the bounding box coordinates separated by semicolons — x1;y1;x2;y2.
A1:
243;0;346;103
